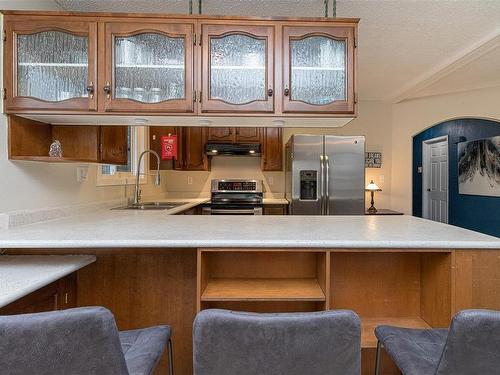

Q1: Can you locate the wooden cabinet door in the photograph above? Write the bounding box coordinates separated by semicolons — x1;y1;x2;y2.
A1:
103;22;194;113
261;127;282;171
207;127;235;142
149;126;183;170
201;24;274;113
0;274;76;315
183;127;209;171
3;18;97;112
263;204;288;215
235;127;260;143
99;126;128;165
282;26;355;114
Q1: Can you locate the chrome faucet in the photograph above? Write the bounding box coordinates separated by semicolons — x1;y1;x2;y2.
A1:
133;150;161;205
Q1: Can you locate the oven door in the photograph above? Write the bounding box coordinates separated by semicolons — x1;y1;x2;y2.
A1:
202;206;263;215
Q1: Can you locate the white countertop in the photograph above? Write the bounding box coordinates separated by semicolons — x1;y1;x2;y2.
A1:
0;255;96;308
0;211;498;249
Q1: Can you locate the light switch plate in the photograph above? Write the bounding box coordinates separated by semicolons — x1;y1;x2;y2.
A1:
76;166;89;182
187;176;193;185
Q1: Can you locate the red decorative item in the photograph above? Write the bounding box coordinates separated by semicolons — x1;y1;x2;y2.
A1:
161;135;177;160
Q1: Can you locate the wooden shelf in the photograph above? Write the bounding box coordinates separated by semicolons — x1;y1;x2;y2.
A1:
361;316;432;348
201;278;326;302
10;156;98;163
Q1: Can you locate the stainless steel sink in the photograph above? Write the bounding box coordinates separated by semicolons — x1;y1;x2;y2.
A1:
113;202;188;211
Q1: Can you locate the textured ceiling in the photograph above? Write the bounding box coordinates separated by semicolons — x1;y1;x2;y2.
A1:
45;0;500;101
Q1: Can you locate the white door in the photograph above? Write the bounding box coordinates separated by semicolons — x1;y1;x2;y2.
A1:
423;137;449;223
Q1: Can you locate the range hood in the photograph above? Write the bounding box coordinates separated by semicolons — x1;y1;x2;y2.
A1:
205;143;261;157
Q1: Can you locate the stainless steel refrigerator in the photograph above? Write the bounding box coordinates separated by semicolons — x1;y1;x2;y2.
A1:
285;135;365;215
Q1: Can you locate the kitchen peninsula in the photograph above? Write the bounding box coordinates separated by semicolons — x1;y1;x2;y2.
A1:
1;213;499;375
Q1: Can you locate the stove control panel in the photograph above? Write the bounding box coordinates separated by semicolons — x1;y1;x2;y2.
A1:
211;179;262;193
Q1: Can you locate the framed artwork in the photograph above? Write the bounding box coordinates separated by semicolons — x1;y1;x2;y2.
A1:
458;135;500;197
365;152;382;168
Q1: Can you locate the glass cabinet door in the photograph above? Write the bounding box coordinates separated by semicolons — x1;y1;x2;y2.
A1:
4;20;97;112
201;24;274;113
283;26;355;114
104;23;194;113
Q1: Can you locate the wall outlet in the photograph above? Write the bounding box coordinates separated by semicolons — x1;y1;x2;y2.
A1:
76;166;89;182
187;176;193;185
267;176;274;185
379;175;385;183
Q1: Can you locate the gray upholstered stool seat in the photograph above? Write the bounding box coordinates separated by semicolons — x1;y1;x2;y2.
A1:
0;306;173;375
375;326;448;374
193;308;361;375
374;309;500;375
120;326;172;375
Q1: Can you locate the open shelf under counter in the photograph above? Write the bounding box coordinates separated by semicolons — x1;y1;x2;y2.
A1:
361;316;432;348
201;278;326;302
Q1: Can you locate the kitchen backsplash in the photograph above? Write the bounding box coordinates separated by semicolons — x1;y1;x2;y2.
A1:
141;156;285;198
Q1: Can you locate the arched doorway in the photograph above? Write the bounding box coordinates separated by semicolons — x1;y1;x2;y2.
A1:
412;118;500;237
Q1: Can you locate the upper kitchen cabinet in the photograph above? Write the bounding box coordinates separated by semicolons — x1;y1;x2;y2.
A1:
3;18;98;112
235;127;260;143
282;25;356;114
200;24;274;113
261;127;282;171
3;12;358;123
103;22;194;113
207;127;261;143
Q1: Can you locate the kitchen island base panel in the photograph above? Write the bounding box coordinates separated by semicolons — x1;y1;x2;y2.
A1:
5;247;500;375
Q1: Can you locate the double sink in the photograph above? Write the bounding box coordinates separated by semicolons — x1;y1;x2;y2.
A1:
114;202;188;211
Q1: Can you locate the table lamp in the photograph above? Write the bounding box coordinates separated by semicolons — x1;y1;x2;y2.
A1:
365;180;382;214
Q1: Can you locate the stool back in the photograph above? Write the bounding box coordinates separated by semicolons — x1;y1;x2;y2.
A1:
0;306;129;375
435;309;500;375
193;309;361;375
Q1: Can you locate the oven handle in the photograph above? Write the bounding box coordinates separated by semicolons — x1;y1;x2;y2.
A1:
202;207;262;215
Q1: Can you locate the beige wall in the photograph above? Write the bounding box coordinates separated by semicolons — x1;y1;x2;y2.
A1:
391;85;500;214
160;100;393;209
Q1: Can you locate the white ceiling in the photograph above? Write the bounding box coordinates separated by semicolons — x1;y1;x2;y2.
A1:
14;0;500;102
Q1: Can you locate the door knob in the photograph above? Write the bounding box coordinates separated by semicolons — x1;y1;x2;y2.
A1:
268;88;273;97
284;87;290;96
427;188;431;192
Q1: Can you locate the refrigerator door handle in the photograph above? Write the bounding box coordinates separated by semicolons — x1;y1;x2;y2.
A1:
320;154;325;215
325;155;330;215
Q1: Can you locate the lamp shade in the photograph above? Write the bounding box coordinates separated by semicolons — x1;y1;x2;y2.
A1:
365;180;381;191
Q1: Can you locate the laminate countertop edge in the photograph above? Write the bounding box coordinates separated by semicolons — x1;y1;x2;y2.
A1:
0;255;96;308
0;214;497;249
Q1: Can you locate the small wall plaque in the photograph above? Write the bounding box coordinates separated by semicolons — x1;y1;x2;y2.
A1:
365;152;382;168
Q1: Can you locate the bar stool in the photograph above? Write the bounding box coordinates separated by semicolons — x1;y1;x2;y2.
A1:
193;308;361;375
374;309;500;375
0;306;174;375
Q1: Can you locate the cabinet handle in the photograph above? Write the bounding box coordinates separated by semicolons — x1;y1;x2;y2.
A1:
284;87;290;96
86;81;94;99
103;81;111;99
268;88;273;97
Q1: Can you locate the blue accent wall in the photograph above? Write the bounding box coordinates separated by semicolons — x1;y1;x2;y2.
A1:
412;118;500;237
